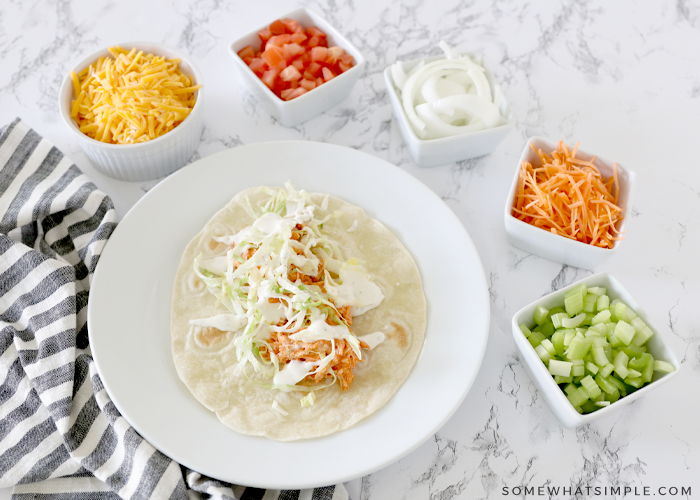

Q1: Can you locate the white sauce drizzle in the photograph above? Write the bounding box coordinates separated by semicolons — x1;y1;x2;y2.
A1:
273;360;315;386
358;331;386;350
326;269;385;316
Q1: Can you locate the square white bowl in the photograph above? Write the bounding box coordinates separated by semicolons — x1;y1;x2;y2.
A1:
511;272;680;428
58;41;204;182
228;7;365;127
504;137;636;269
383;53;515;167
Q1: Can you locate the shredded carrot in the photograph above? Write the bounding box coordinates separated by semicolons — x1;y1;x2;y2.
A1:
512;141;624;248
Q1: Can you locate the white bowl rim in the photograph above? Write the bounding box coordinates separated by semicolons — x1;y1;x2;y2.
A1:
511;270;681;424
504;136;636;254
383;53;516;144
227;6;365;108
58;40;204;151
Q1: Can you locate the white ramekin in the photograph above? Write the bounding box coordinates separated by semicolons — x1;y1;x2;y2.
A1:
228;7;365;127
58;41;204;182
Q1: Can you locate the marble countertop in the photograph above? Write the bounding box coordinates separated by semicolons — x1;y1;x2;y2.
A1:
2;0;699;498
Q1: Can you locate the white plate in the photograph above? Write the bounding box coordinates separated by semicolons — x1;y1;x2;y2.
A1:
88;141;490;489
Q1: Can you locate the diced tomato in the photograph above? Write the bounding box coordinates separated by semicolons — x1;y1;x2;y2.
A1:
283;43;305;60
300;79;316;91
270;20;286;35
307;62;322;77
307;36;321;48
267;34;292;47
262;45;285;67
292;59;304;71
311;46;328;62
326;46;344;65
258;28;272;51
290;32;307;44
238;46;255;60
316;77;324;86
339;54;354;66
322;67;335;81
261;69;279;89
306;26;326;38
286;88;308;100
249;57;266;75
339;62;352;73
280;88;294;100
280;65;302;82
281;18;300;33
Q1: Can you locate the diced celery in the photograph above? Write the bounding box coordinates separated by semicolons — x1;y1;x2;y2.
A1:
592;392;605;403
587;286;607;296
613;351;630;379
596;294;610;311
595;374;617;395
565;336;592;360
612;302;628;322
554;375;573;384
533;305;550;326
580;375;602;399
572;365;585;377
591;336;607;348
549;306;566;315
622;344;646;358
626;369;642;379
551;312;569;329
592;346;609;367
585;361;599;375
534;322;555;337
549;359;573;377
574;406;583;414
631;326;654;347
615;320;637;346
591;309;612;325
630;317;647;333
563;330;576;347
607;375;627;396
628;353;652;372
595;401;610;407
519;324;532;338
564;383;578;396
600;363;614;378
528;331;545;348
607;330;623;348
581;400;599;413
567;387;589;407
625;376;644;388
541;339;556;356
573;375;584;385
625;306;638;321
588;323;607;335
605;388;620;403
535;344;551;363
583;293;598;312
582;312;596;326
565;283;588;298
565;293;584;315
562;313;586;328
653;360;675;373
551;331;565;355
642;355;654;382
571;359;584;366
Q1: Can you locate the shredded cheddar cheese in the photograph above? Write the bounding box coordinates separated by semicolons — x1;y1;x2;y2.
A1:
69;46;201;144
512;141;623;248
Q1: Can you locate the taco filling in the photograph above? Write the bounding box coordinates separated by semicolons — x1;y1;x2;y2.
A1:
189;183;386;394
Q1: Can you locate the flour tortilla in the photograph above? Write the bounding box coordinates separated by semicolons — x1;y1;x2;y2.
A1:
170;187;426;441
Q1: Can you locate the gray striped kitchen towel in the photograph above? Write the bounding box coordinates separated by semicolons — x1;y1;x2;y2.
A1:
0;118;348;500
